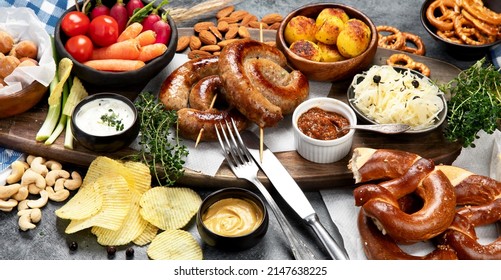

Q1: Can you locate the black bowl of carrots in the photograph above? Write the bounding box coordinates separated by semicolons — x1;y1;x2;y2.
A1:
54;0;177;90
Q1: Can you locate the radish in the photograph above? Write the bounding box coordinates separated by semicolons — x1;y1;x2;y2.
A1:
140;0;169;31
90;0;110;19
110;0;128;33
152;12;171;45
126;0;144;17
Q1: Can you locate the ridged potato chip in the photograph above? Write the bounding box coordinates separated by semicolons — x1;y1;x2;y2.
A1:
64;174;131;234
133;222;159;246
139;187;202;230
83;157;135;189
124;161;152;195
147;229;203;260
55;181;102;220
91;192;148;246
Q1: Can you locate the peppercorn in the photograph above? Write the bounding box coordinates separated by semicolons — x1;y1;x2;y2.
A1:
107;246;117;257
69;241;78;251
125;247;134;259
373;75;381;84
412;80;419;88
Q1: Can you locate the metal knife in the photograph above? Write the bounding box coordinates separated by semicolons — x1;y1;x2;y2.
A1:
241;130;350;260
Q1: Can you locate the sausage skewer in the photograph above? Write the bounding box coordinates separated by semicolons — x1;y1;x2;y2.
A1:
194;94;218;148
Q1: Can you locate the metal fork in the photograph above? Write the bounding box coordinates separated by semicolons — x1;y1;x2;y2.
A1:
215;120;316;260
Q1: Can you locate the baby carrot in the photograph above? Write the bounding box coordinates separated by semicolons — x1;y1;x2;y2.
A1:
138;43;167;62
90;39;141;60
117;22;143;42
136;30;157;46
84;59;145;72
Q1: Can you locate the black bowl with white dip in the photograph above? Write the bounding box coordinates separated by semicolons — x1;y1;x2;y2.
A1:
71;92;139;152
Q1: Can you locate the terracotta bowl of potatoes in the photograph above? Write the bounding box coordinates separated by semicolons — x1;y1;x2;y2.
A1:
276;3;378;82
0;30;48;119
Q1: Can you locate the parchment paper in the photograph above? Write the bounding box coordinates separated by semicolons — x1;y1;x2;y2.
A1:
0;7;55;94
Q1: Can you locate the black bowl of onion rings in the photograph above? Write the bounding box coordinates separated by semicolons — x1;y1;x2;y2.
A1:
420;0;501;60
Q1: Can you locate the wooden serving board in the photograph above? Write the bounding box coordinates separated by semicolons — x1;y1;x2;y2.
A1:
0;28;463;190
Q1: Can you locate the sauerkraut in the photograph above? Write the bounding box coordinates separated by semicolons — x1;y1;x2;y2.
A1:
349;65;444;130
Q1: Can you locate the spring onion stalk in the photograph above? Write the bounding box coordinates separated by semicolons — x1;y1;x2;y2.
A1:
44;79;70;145
62;77;88;149
36;57;74;142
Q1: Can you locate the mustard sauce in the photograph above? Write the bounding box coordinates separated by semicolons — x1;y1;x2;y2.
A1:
202;198;264;237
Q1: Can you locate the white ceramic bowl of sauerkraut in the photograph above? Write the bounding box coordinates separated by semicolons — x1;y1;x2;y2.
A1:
347;65;447;133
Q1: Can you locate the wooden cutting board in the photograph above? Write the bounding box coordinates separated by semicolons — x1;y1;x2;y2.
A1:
0;28;462;190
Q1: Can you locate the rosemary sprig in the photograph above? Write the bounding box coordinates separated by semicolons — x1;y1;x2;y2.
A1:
129;92;188;186
441;58;501;148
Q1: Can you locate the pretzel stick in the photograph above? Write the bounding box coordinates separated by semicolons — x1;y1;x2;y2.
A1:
194;94;218;148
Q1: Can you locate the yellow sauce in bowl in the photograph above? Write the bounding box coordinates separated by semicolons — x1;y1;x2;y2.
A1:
202;198;264;237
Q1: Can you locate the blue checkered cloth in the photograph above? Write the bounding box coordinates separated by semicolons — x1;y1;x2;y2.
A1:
0;0;71;35
491;44;501;69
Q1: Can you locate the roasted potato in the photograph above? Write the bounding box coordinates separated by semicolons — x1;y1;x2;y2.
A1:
337;19;371;58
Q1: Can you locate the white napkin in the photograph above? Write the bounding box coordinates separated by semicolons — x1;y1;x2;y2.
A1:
160;54;333;175
0;7;55;94
320;129;501;260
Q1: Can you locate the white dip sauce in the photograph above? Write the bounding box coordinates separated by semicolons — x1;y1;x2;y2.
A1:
75;98;135;136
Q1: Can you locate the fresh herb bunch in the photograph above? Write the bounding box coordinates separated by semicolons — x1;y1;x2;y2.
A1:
130;92;188;186
442;58;501;148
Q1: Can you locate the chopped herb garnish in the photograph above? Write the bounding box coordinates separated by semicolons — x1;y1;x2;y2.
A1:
100;109;125;131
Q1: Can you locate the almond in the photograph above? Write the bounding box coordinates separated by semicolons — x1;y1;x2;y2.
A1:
188;50;212;59
200;44;221;52
261;13;283;25
268;22;282;30
189;35;202;50
217;21;230;33
199;30;217;45
176;36;190;52
241;14;258;27
248;21;269;29
209;26;223;41
225;25;239;40
216;6;234;19
194;21;215;33
218;39;240;48
238;26;251;38
218;16;240;24
229;10;249;21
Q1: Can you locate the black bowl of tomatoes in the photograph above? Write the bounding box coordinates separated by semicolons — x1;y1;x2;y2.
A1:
54;0;177;92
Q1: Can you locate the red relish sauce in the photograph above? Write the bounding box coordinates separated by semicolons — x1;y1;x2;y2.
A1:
297;107;350;140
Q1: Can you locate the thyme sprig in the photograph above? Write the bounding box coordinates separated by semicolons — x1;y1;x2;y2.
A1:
129;92;188;186
441;58;501;148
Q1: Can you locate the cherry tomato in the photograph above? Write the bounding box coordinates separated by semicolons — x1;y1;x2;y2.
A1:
65;35;93;63
61;11;90;37
88;15;119;47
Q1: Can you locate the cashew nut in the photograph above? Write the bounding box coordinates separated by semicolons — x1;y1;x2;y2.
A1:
0;198;18;208
0;206;14;212
0;183;21;200
29;156;48;176
26;155;35;165
27;190;48;208
18;208;42;231
46;186;70;202
6;160;28;184
54;178;65;192
45;160;62;170
21;169;46;189
17;200;29;211
64;171;82;190
45;169;70;187
12;186;29;201
28;183;41;195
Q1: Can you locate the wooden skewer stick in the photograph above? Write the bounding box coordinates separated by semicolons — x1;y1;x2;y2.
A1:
194;94;218;148
259;23;264;163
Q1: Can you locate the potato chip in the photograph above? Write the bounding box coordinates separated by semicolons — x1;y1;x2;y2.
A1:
133;222;159;246
55;181;102;220
139;187;202;230
147;229;203;260
83;157;135;189
123;161;152;195
64;174;131;234
91;192;148;246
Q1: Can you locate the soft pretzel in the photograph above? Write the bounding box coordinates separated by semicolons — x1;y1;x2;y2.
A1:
425;0;460;31
357;210;458;260
354;158;457;243
350;147;501;259
218;39;309;128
